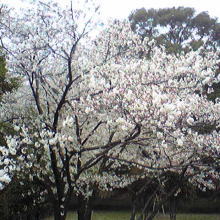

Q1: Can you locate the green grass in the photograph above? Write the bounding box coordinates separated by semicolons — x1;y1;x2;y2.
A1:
155;214;220;220
45;211;220;220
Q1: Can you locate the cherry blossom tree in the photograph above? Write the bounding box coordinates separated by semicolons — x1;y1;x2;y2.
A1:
0;1;220;220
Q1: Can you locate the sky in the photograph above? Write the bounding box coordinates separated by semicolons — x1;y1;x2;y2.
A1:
100;0;220;20
2;0;220;20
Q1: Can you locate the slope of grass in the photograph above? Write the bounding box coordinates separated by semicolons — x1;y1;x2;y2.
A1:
45;211;220;220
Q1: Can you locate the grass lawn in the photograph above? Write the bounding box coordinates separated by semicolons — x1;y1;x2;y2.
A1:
45;211;220;220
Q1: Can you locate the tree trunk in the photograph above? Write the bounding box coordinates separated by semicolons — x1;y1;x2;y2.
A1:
137;190;158;220
53;202;67;220
35;210;40;220
130;196;137;220
77;196;93;220
169;197;176;220
2;192;9;220
54;209;66;220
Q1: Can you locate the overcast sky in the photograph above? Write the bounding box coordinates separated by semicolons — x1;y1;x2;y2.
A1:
100;0;220;20
2;0;220;20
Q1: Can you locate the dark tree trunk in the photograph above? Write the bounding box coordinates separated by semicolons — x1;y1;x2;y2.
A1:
77;196;93;220
169;197;176;220
54;209;66;220
53;202;67;220
137;189;158;220
26;213;31;220
34;209;40;220
130;196;138;220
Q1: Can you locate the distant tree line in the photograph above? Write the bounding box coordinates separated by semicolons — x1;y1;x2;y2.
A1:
129;7;220;54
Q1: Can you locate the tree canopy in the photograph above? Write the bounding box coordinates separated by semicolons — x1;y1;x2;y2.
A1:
0;55;19;101
129;7;220;54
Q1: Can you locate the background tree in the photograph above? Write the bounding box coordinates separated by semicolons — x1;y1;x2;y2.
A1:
0;5;20;146
129;7;220;54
